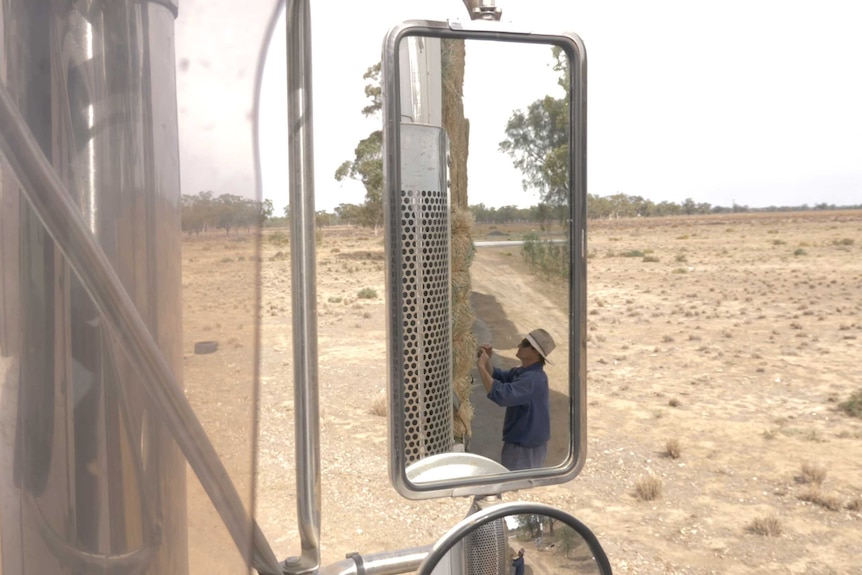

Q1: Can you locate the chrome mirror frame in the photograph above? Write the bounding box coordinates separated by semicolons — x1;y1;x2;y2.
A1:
382;19;588;499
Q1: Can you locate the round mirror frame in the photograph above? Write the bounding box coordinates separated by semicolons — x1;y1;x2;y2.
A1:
417;501;612;575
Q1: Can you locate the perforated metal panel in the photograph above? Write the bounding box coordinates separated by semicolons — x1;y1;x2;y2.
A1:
398;124;453;465
465;519;508;575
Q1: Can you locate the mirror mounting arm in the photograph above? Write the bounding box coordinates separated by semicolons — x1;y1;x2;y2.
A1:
461;0;503;21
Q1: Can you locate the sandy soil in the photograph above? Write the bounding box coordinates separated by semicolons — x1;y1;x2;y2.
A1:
181;210;862;574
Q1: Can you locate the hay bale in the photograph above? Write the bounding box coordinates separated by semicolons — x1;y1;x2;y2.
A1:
451;237;475;269
453;392;474;440
451;207;475;234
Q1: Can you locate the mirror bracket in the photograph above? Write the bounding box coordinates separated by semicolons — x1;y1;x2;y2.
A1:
461;0;503;21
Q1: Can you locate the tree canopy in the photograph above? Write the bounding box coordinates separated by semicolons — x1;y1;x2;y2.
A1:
499;48;570;208
335;63;384;231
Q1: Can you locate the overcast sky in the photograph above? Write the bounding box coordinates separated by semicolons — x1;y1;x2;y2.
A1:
176;0;862;214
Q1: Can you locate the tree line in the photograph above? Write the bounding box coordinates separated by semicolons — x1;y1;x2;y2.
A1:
184;190;860;235
181;191;273;235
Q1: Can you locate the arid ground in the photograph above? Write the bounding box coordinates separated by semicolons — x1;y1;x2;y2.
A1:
181;210;861;574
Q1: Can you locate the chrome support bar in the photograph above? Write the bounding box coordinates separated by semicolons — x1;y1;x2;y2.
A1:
285;0;322;573
320;546;433;575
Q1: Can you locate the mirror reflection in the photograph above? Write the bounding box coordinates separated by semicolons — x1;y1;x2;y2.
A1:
392;34;577;484
429;513;604;575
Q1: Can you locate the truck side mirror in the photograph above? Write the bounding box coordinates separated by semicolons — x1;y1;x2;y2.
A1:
382;20;587;498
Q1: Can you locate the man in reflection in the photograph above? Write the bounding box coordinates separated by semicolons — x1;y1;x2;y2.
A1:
512;548;526;575
476;328;554;470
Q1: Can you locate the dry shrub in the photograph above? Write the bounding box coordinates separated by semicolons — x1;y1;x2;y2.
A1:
746;515;782;537
357;287;377;299
838;389;862;418
268;231;289;246
798;486;842;511
668;397;681;407
634;474;662;501
369;393;387;417
797;462;827;485
845;498;862;512
665;439;682;459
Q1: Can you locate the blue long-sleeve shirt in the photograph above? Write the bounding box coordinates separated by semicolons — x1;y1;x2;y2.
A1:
512;555;525;575
486;363;550;446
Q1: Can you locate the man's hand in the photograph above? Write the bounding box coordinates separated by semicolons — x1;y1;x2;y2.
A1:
476;346;494;393
477;348;491;370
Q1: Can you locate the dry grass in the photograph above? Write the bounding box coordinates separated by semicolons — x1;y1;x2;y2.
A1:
797;462;827;485
665;439;682;459
746;515;783;537
369;393;387;417
634;474;663;501
798;486;842;511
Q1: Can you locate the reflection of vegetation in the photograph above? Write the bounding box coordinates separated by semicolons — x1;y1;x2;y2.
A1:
335;63;384;232
557;523;579;557
509;513;543;540
499;95;569;209
507;515;599;573
470;203;567;227
499;48;569;215
521;232;569;278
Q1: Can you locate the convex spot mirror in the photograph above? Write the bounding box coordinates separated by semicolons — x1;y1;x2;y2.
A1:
418;502;612;575
383;20;587;498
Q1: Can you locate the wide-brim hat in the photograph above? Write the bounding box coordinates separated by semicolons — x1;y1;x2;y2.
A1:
524;328;555;364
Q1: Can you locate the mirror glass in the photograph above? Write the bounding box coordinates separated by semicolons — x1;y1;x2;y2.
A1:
422;511;610;575
385;25;586;497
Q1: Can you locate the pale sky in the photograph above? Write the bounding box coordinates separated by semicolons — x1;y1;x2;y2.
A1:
176;1;862;214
